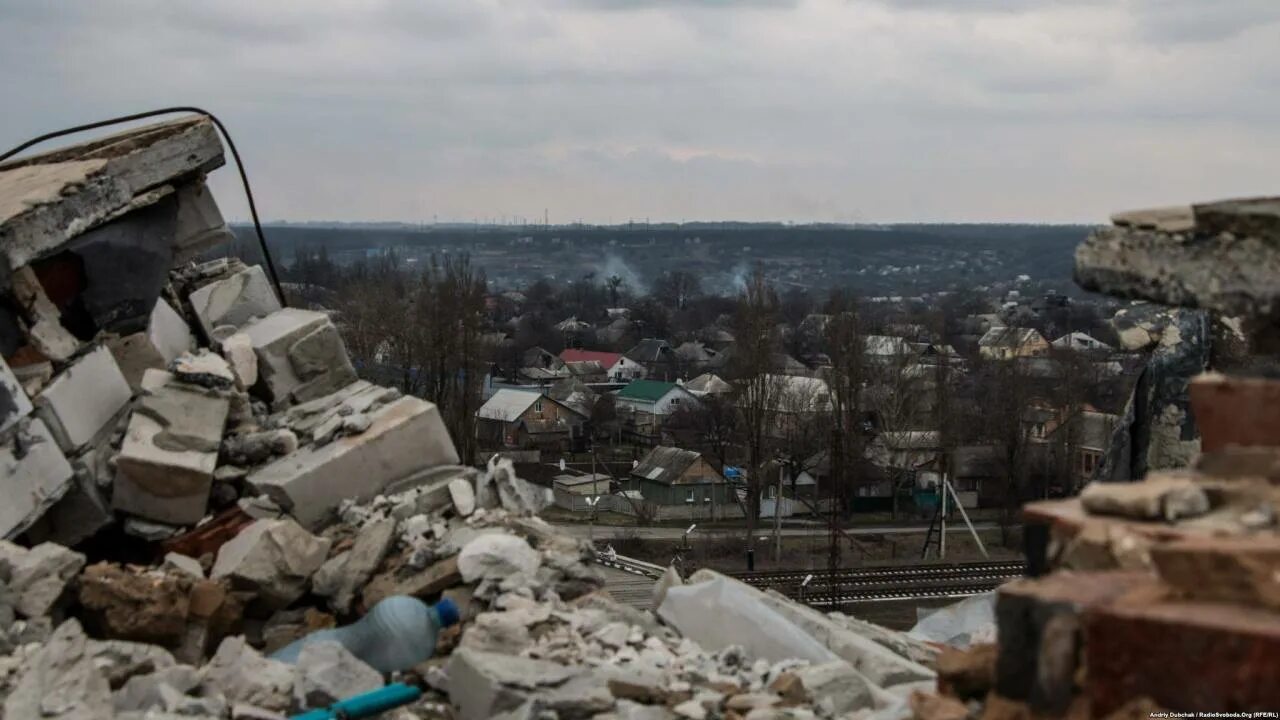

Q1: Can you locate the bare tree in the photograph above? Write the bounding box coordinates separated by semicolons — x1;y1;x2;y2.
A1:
730;266;782;562
824;292;866;571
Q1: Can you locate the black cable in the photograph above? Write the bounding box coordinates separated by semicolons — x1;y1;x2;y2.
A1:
0;107;287;308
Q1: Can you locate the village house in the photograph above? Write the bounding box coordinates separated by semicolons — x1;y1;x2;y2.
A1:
1050;331;1114;353
625;338;677;380
627;446;739;520
614;379;700;439
475;388;586;450
559;348;645;382
978;326;1050;360
683;372;733;397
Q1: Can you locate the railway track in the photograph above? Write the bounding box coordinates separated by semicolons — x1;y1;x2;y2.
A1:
593;554;1025;605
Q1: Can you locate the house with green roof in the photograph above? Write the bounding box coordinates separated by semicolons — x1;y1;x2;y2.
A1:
614;379;700;438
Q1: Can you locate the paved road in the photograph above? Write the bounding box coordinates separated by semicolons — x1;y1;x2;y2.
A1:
556;521;999;540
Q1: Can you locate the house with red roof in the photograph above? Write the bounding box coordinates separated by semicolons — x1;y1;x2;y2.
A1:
559;349;646;383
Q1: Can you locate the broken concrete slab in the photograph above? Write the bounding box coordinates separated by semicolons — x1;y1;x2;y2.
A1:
210;518;331;610
188;265;282;341
0;417;76;539
162;553;205;579
113;374;230;525
0;116;225;272
248;395;459;528
34;345;132;453
241;308;355;408
1079;474;1209;522
292;640;383;709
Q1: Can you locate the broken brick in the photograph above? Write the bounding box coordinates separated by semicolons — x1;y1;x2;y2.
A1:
1084;584;1280;715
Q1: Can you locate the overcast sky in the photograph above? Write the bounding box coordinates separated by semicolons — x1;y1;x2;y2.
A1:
3;1;1278;224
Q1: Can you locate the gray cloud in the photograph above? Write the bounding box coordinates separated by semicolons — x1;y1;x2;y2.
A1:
0;0;1277;224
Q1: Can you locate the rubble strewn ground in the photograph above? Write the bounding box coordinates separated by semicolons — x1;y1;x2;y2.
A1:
0;119;951;719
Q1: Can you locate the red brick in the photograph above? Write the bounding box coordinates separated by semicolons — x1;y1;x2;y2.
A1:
1084;585;1280;715
1151;535;1280;611
1189;373;1280;453
995;571;1149;714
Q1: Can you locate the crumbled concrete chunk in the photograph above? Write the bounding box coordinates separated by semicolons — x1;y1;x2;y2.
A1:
449;477;476;517
458;533;540;583
171;349;236;389
0;540;86;618
1080;475;1210;522
220;332;258;390
4;619;112;720
162;553;205;578
10;265;80;362
211;518;331;609
200;636;294;712
292;640;383;709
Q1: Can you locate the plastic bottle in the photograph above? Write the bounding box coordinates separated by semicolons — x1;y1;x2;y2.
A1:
271;595;460;674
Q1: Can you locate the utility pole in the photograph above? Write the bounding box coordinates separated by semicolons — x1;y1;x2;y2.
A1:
773;463;785;563
940;474;948;559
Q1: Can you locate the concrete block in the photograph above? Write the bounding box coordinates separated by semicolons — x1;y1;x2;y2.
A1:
0;417;75;539
173;180;235;263
10;266;78;362
113;379;230;525
247;396;458;528
34;345;131;453
241;309;356;408
0;352;33;435
189;265;282;340
150;298;194;364
108;298;195;392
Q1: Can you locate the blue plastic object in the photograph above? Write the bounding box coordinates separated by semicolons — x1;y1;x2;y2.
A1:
290;682;422;720
272;595;460;674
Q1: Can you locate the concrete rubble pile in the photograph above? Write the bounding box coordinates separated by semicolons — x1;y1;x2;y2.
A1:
902;198;1280;719
0;117;943;720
